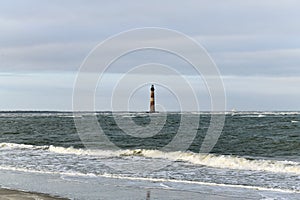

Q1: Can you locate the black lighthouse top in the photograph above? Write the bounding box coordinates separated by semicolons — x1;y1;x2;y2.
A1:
151;85;155;91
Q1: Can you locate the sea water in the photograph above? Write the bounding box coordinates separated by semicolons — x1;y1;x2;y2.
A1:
0;111;299;199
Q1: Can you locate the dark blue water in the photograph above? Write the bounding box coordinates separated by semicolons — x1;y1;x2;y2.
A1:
0;111;299;159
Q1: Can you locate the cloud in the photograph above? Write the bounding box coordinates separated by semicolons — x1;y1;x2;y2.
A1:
0;42;94;71
0;72;299;111
0;1;300;110
213;48;300;76
223;76;300;110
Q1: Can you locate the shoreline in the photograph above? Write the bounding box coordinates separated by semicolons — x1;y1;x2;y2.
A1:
0;188;69;200
0;168;299;200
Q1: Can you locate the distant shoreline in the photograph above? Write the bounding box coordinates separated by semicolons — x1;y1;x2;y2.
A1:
0;110;299;113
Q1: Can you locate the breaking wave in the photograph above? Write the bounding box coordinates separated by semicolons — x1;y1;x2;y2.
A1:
1;143;300;175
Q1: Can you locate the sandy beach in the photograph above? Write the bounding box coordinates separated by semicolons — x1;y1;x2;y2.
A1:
0;188;68;200
0;168;299;200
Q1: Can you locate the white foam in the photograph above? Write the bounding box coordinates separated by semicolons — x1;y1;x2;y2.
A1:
0;142;45;150
57;115;82;118
0;165;299;194
126;150;300;175
0;165;96;178
233;111;300;116
47;146;300;175
48;145;119;157
2;143;300;175
100;173;300;194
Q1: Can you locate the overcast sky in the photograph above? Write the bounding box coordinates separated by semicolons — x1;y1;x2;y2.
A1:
0;0;300;111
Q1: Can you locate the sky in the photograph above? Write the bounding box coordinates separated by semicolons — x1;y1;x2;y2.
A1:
0;0;300;111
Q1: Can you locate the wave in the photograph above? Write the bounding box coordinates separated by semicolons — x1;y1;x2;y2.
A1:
100;173;300;194
239;114;266;118
0;142;47;150
1;143;300;175
0;165;299;194
57;115;82;118
231;111;300;116
118;149;300;174
48;145;120;157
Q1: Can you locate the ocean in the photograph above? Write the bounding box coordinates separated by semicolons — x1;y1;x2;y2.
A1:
0;111;300;199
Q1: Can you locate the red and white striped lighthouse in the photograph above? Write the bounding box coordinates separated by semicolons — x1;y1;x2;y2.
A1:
149;85;155;113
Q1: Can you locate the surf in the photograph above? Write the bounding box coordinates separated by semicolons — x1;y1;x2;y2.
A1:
1;142;300;175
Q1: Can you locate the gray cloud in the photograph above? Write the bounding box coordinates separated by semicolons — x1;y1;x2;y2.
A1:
0;0;299;76
0;0;300;110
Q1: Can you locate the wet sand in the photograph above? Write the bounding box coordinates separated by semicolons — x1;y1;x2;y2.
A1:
0;188;69;200
1;169;299;200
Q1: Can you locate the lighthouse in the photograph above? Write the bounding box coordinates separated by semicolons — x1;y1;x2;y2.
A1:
149;85;155;113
